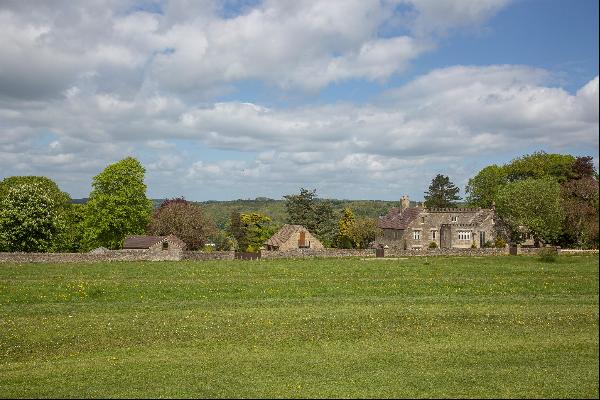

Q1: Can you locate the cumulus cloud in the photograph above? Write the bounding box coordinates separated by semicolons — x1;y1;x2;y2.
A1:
1;1;597;199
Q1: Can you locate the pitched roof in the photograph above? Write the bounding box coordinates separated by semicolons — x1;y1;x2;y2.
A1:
123;235;186;249
378;207;422;230
265;224;309;247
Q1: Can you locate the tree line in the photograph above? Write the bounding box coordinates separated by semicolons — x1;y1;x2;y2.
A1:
0;159;382;252
1;151;597;253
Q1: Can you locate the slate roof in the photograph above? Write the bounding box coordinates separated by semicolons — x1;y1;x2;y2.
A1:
265;224;310;247
123;235;186;249
378;207;422;230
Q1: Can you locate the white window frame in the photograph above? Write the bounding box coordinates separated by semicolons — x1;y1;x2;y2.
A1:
458;230;471;240
413;230;421;240
451;216;458;223
431;230;437;240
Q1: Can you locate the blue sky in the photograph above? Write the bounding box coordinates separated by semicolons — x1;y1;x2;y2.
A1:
0;0;598;201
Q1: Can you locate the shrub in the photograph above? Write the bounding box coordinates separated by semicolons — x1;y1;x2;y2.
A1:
471;241;477;249
495;238;507;248
538;247;558;262
483;240;495;248
428;241;438;249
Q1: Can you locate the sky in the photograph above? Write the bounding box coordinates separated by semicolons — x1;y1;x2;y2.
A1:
0;0;598;201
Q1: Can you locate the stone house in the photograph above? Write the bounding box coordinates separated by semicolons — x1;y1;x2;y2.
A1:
123;234;186;259
264;224;324;251
377;195;496;250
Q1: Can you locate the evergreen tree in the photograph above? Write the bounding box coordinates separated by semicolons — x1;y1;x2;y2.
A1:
424;174;461;208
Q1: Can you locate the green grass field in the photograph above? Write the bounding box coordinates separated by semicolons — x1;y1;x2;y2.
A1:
0;255;598;398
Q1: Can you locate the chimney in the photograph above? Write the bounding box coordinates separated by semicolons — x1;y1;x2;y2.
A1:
400;195;410;212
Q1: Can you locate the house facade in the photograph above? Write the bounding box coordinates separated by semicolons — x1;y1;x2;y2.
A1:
264;224;324;251
377;195;496;250
123;234;187;260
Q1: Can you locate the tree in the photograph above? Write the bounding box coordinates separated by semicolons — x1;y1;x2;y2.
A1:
147;198;217;250
0;176;71;212
465;165;508;208
239;213;274;252
0;183;66;252
561;177;599;248
495;177;564;245
284;188;337;246
54;203;87;252
348;217;382;249
335;208;355;248
424;174;461;208
504;151;576;183
82;157;153;250
228;211;245;250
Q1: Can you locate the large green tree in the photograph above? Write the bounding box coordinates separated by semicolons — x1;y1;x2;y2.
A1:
284;188;337;246
148;198;217;250
495;177;564;245
82;157;153;250
504;151;576;183
0;183;67;252
465;165;508;208
335;208;355;249
348;217;382;249
239;213;275;252
424;174;461;208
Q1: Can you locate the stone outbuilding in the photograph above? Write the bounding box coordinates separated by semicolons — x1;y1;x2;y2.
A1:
123;234;186;260
377;195;496;250
264;224;324;251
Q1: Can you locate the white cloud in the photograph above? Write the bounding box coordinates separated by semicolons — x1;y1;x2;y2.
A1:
1;1;597;200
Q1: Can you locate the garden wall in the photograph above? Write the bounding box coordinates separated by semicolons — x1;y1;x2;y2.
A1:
261;249;375;259
0;246;563;263
181;251;235;261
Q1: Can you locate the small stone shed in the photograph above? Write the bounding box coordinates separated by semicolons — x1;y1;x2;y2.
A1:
123;235;187;252
264;224;324;251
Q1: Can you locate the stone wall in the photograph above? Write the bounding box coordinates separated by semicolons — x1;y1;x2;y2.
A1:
181;251;235;261
261;249;375;259
0;249;154;263
385;247;509;257
0;245;565;263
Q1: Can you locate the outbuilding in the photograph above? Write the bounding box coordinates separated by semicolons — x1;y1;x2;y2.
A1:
264;224;324;251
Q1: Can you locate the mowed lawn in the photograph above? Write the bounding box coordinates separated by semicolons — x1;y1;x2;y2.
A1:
0;256;598;398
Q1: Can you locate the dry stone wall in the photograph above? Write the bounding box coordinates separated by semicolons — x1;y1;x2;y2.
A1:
0;245;563;263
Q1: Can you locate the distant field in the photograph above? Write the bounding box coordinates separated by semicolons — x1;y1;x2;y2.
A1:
0;256;598;398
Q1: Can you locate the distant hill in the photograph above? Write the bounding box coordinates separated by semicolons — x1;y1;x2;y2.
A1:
195;198;409;229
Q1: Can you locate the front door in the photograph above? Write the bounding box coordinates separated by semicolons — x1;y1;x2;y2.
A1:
440;224;452;249
298;231;306;248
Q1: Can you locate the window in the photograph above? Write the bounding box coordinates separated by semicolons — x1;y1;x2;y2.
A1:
162;242;169;250
431;230;437;240
458;231;471;240
421;216;425;223
451;216;458;222
413;230;421;240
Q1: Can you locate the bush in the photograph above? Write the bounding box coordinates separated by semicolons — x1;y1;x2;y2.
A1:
495;238;507;248
428;241;438;249
482;240;495;248
471;241;477;249
538;247;558;262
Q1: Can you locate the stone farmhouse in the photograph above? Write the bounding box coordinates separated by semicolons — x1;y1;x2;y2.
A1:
376;195;496;250
124;234;186;253
264;224;324;251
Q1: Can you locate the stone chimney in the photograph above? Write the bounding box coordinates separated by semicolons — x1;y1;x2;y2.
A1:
400;195;410;212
